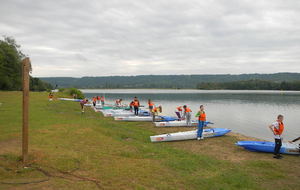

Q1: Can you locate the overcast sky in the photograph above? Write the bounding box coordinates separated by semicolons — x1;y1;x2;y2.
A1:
1;0;299;77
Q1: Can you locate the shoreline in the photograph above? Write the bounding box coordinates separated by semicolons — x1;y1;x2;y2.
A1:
0;91;299;190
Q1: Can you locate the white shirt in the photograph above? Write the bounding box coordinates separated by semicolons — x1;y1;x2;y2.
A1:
272;122;282;139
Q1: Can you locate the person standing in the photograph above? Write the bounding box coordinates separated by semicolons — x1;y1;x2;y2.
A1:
195;105;206;140
148;99;154;112
101;96;105;106
96;96;101;105
183;105;192;126
269;115;285;159
92;97;97;107
133;97;140;116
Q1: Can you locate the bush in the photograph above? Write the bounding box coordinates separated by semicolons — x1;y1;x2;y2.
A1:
65;88;84;99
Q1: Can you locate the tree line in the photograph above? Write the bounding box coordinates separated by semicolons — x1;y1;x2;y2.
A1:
41;73;300;90
0;37;52;91
197;80;300;91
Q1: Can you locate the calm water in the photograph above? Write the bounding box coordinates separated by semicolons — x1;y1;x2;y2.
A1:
82;89;300;141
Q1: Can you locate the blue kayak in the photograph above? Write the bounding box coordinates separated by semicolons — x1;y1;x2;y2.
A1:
236;141;300;155
160;116;178;122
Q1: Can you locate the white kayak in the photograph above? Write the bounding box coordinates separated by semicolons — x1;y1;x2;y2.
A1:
154;120;198;127
150;128;231;142
103;110;133;117
115;116;161;121
102;109;150;117
154;120;213;127
58;98;82;102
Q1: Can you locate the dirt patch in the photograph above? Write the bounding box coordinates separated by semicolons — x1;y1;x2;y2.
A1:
0;138;21;155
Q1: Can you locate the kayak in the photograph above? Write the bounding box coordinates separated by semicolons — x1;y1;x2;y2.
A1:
101;106;131;110
150;128;231;142
104;110;131;117
236;141;300;155
58;98;82;102
115;116;162;121
154;120;213;127
114;115;177;122
103;109;150;117
84;103;93;107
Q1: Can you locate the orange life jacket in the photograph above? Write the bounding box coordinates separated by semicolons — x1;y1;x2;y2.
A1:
133;100;139;107
152;107;161;113
148;102;154;107
93;97;97;102
274;121;284;135
177;106;182;111
97;96;101;100
198;111;206;121
184;107;192;113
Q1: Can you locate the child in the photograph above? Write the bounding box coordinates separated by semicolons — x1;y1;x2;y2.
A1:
96;96;101;105
101;96;105;106
92;97;97;107
48;92;53;101
269;115;285;159
195;105;206;140
80;99;88;113
148;99;154;112
183;105;192;126
175;106;183;119
133;97;140;116
152;106;162;122
129;101;134;112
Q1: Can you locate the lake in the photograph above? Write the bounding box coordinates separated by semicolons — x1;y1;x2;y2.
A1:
82;89;300;141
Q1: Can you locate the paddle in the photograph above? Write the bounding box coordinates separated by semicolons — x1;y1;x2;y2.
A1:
291;137;300;143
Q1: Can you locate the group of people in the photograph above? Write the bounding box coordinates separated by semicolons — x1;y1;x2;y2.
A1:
82;95;296;159
174;105;206;140
91;96;105;107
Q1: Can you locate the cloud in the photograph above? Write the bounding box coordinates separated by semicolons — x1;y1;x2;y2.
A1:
1;0;299;77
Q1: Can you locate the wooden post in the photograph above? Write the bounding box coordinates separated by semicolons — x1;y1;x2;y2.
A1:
22;57;31;164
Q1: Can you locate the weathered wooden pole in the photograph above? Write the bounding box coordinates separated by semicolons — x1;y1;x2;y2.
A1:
22;57;31;164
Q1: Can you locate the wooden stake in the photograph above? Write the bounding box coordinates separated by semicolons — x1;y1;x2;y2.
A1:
22;57;30;164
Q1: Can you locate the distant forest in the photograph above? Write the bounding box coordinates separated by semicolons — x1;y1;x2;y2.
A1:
41;73;300;90
197;80;300;90
0;37;52;91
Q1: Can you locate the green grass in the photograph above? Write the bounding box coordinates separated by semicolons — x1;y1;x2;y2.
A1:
0;91;299;190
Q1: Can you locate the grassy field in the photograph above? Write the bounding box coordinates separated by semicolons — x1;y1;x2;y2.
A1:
0;91;299;190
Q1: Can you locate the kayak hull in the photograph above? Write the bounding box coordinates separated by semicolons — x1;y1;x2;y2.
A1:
114;115;177;122
236;141;300;155
115;116;161;121
150;128;231;142
103;110;149;117
58;98;82;102
154;120;213;127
